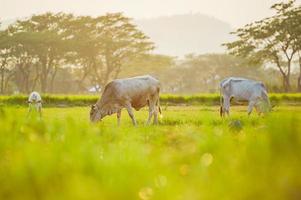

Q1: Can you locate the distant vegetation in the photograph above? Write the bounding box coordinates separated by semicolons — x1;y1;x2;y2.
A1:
0;13;154;94
1;93;301;106
0;0;300;94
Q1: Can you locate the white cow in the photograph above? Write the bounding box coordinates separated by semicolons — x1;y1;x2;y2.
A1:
28;91;42;117
220;77;271;116
90;75;161;125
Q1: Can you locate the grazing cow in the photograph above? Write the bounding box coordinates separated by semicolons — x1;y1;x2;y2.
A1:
220;77;271;116
90;75;161;125
28;91;42;117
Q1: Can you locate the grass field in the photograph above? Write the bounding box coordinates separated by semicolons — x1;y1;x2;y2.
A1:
0;105;301;200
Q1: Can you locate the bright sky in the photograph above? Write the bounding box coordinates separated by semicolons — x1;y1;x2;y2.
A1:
0;0;300;27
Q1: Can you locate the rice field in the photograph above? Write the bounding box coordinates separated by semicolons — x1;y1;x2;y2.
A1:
0;105;301;200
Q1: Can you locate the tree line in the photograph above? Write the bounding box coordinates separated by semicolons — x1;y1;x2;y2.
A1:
0;0;301;94
0;12;154;94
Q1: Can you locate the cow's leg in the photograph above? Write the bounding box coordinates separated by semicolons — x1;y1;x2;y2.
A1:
117;109;122;126
146;99;155;125
247;100;256;115
153;106;158;124
146;107;154;125
254;103;262;116
126;104;137;126
38;103;42;119
27;104;32;118
153;97;160;124
223;96;231;116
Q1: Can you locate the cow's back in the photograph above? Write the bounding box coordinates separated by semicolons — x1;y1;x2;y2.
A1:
117;75;159;95
100;75;160;110
221;77;265;100
28;91;42;102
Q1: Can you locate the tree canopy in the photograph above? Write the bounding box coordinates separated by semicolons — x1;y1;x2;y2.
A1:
224;0;301;92
0;12;154;93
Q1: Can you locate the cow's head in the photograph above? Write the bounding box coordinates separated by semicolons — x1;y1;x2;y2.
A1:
257;99;273;114
90;104;102;122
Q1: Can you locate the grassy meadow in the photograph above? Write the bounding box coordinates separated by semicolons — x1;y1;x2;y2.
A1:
0;105;301;200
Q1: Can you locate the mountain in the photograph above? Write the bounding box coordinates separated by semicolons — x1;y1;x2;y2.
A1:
135;13;233;57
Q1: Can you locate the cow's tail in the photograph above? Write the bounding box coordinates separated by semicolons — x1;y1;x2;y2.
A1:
262;90;271;111
157;87;162;116
260;83;271;110
158;98;162;115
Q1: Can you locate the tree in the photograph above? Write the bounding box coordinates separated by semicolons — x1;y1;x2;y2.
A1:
58;13;154;91
223;0;300;92
0;12;154;94
7;13;71;92
280;4;301;91
93;13;154;87
120;54;174;77
0;29;15;94
159;54;263;93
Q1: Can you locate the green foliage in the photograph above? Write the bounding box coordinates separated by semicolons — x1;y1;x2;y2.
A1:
161;53;264;93
120;54;174;77
0;12;154;94
0;106;300;199
1;93;301;106
224;0;301;92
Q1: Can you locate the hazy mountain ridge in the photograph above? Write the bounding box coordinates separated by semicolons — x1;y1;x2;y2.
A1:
135;13;233;56
1;13;233;56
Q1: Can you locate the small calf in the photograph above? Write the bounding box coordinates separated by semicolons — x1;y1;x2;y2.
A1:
28;91;42;118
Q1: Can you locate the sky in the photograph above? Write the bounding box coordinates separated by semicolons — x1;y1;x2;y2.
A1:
1;0;300;28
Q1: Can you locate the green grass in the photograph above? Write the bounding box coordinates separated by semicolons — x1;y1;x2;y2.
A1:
2;93;301;106
0;105;301;200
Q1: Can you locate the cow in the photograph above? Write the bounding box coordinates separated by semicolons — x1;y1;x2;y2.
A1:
219;77;271;117
28;91;42;118
90;75;162;126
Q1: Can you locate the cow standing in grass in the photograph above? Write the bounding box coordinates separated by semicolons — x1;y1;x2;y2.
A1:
28;91;42;118
90;75;161;125
220;77;271;116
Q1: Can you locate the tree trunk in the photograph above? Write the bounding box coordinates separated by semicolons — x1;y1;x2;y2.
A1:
297;56;301;92
40;58;48;93
4;72;14;94
31;65;40;91
18;64;29;93
274;55;291;92
24;63;31;93
40;69;48;93
0;67;4;94
20;63;30;93
0;58;7;94
49;64;58;93
283;74;291;92
77;72;89;93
